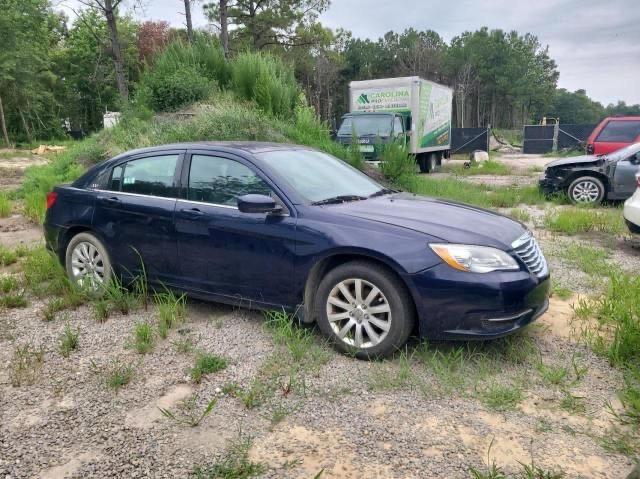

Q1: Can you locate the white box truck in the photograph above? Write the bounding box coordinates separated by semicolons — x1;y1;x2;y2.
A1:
336;76;453;172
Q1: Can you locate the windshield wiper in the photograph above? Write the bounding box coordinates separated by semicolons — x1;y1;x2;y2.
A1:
369;188;396;198
312;195;367;206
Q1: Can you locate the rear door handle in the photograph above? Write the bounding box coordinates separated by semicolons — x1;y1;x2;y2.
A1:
179;207;204;219
98;195;121;205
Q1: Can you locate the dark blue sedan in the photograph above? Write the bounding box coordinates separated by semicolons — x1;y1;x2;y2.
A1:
44;142;549;358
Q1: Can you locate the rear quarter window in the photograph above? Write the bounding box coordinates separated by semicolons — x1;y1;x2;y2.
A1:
596;120;640;142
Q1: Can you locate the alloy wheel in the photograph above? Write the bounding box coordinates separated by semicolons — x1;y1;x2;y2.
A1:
571;180;600;203
70;241;106;288
325;278;392;349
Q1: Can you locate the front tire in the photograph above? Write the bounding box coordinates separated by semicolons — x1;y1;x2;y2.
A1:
65;232;112;291
314;261;415;359
567;176;605;204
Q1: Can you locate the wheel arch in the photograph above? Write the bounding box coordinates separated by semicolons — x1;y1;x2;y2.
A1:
565;170;609;191
58;225;93;263
301;251;418;330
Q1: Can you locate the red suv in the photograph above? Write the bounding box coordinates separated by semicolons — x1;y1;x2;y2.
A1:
586;116;640;155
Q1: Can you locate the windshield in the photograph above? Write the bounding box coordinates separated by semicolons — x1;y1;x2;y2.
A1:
606;142;640;161
257;149;384;203
337;115;393;137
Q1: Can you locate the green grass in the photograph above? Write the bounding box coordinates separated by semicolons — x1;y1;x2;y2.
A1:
93;299;110;322
507;208;531;223
59;322;80;357
443;159;512;176
42;297;66;321
191;352;228;383
0;275;18;293
469;440;565;479
159;395;217;428
91;359;135;392
173;335;196;354
551;282;573;300
103;278;140;315
544;207;625;236
543;149;584;158
0;193;11;217
0;245;18;266
576;273;640;424
478;381;524;411
193;435;267;479
558;243;617;277
154;289;186;339
0;292;27;308
402;175;546;209
132;321;154;354
10;342;44;386
536;361;568;386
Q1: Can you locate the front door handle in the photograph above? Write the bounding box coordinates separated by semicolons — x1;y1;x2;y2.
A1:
179;207;204;219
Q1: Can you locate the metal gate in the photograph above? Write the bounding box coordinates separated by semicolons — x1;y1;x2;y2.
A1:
451;128;490;154
523;124;596;154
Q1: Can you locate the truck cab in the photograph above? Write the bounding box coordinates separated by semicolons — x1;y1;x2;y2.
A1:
335;112;408;160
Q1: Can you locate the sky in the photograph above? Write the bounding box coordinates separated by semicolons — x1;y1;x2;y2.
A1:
57;0;640;106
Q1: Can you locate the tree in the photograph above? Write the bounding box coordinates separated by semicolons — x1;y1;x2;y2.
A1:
55;9;139;131
183;0;194;43
0;0;61;143
219;0;229;55
203;0;330;51
138;20;170;63
77;0;130;100
545;89;604;124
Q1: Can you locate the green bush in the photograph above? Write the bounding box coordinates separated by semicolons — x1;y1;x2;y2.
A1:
231;52;299;117
137;37;228;113
379;143;416;187
144;66;215;112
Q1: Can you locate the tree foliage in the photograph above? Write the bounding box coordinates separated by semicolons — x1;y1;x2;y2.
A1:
1;0;638;144
0;0;62;142
203;0;330;50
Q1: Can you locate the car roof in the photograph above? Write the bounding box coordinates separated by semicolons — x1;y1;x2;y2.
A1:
602;116;640;121
111;141;317;160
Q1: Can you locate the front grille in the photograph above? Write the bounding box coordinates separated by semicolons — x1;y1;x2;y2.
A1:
511;232;548;277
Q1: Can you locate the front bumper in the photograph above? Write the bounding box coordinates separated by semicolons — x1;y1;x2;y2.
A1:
405;263;550;340
539;176;564;196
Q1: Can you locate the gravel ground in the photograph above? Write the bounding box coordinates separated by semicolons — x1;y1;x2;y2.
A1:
1;279;638;478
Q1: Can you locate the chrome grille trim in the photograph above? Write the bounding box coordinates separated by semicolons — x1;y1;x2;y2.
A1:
511;232;548;277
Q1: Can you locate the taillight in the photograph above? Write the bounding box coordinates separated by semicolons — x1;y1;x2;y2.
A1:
46;192;58;209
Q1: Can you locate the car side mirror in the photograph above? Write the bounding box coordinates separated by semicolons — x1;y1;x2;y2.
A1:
237;194;282;214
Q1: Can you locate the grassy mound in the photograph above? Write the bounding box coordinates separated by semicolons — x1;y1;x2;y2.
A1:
20;91;362;222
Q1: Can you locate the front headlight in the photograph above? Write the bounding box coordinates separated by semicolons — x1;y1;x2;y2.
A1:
430;244;520;273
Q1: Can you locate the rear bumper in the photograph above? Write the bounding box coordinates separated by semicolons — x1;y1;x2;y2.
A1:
405;263;550;340
43;222;65;260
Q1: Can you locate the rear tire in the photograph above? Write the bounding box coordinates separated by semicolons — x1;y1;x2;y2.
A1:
65;232;112;292
418;153;439;174
567;176;605;204
314;261;415;359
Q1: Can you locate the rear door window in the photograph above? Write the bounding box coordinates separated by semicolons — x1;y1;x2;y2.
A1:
109;155;179;197
187;155;272;206
596;120;640;142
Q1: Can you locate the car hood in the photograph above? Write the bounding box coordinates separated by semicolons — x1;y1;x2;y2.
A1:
545;154;600;168
327;193;525;250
